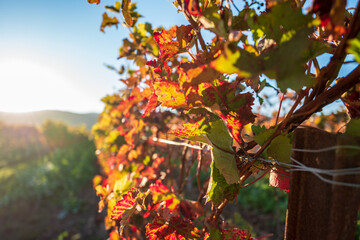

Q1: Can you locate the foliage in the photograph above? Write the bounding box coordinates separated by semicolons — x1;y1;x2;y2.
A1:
0;121;103;239
0;122;96;208
89;0;360;239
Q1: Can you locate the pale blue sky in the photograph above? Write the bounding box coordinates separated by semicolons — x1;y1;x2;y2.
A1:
0;0;185;113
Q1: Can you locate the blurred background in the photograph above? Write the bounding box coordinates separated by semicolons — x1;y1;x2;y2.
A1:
0;0;358;239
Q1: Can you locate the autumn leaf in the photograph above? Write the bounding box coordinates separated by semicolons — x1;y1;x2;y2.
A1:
222;228;253;240
121;0;133;26
100;12;119;32
111;190;138;221
149;180;180;211
146;216;200;240
88;0;100;4
154;81;187;109
184;0;202;16
210;46;257;77
178;62;220;92
169;118;208;143
179;200;203;220
142;93;159;118
151;25;194;77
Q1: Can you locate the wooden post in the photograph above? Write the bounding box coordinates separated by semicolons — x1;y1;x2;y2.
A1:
285;127;360;240
327;134;360;239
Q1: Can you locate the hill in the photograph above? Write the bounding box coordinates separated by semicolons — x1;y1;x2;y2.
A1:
0;110;98;130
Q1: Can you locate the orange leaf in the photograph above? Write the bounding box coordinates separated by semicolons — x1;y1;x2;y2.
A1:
142;93;158;118
88;0;100;4
154;81;187;109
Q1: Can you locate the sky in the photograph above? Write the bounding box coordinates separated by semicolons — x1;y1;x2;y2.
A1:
0;0;358;114
0;0;186;113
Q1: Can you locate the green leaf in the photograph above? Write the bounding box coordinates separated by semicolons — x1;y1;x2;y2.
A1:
252;126;277;146
250;1;312;43
264;28;314;92
113;173;134;196
212;147;239;184
207;120;239;184
105;2;121;13
267;134;292;163
210;45;259;77
251;124;266;136
347;34;360;63
209;228;222;240
231;8;256;31
207;120;233;153
345;119;360;137
206;160;240;205
198;6;227;37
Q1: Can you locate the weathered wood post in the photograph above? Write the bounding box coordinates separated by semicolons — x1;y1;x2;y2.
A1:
285;127;360;240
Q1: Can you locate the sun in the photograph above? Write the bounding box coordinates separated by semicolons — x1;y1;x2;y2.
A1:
0;58;80;113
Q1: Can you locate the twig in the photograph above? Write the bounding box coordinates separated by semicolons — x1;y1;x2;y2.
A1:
196;148;204;192
177;0;208;53
285;67;360;132
275;93;285;125
178;145;189;194
241;167;271;189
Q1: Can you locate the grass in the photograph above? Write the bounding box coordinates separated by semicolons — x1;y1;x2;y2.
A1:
0;121;106;240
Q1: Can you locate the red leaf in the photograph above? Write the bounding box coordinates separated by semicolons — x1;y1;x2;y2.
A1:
146;59;158;67
146;216;200;240
142;93;159;118
151;26;194;78
150;180;170;195
111;190;137;221
184;0;202;16
179;200;203;220
152;156;165;168
269;168;290;190
198;80;256;142
222;229;253;240
149;180;180;211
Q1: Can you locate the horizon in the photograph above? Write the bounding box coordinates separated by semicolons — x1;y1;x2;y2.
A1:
0;109;100;114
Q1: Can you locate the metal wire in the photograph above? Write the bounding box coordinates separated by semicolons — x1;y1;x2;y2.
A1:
152;137;360;187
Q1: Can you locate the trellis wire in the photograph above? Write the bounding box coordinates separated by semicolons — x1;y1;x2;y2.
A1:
152;137;360;187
